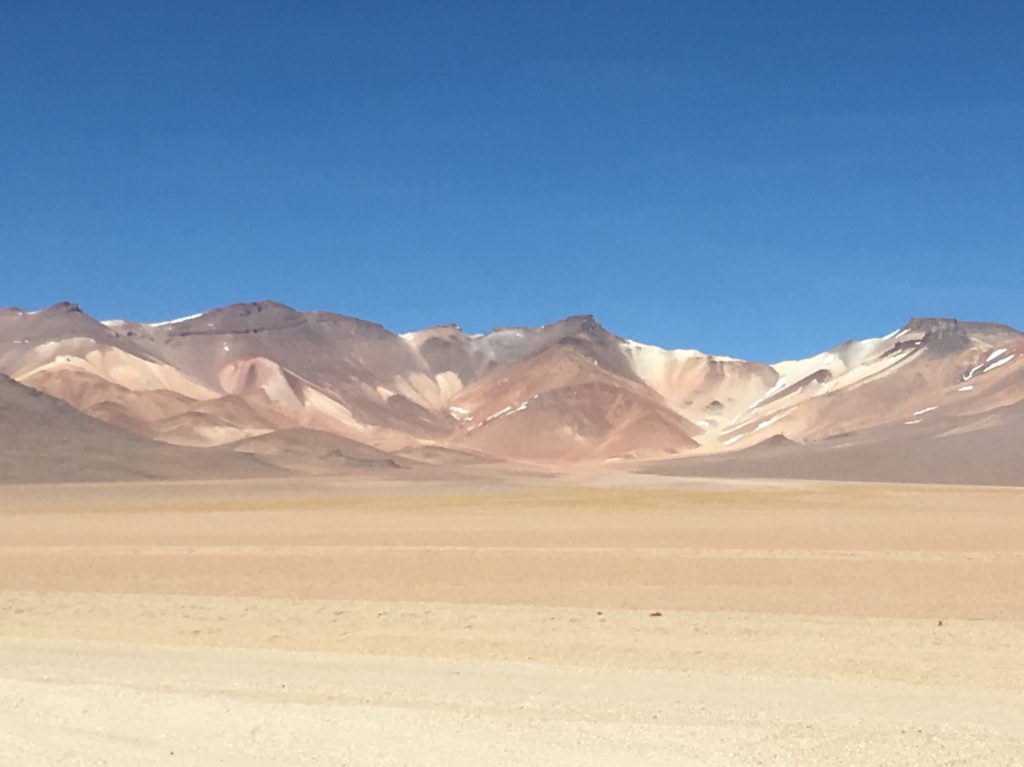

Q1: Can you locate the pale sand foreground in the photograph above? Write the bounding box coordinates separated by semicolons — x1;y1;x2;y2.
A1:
1;476;1023;765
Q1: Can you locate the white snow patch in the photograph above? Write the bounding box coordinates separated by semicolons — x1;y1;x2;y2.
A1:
721;418;756;436
696;420;710;428
746;377;787;412
904;420;922;426
622;339;705;360
448;406;474;423
722;409;791;440
753;414;783;432
958;385;974;392
149;312;203;327
986;348;1008;363
881;327;913;341
913;406;937;416
482;396;537;423
963;363;985;381
963;353;1017;380
982;354;1015;373
882;326;911;341
222;344;231;352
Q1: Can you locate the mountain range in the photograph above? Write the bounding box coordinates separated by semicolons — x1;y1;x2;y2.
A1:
2;301;1021;484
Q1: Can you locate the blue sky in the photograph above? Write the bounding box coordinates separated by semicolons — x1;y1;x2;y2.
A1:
2;2;1021;361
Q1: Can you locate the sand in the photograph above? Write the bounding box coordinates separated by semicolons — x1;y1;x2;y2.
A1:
2;476;1023;765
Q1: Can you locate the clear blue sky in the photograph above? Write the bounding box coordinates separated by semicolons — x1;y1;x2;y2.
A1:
2;2;1021;361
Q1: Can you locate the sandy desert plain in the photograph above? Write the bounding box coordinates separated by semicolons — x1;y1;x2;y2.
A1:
2;472;1024;766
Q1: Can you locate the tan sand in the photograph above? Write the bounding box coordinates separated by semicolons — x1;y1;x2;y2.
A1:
2;476;1023;765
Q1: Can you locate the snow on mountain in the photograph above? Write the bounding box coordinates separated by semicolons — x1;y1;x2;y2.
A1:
3;303;1021;470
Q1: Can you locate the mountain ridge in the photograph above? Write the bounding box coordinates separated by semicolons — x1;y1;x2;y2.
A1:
7;300;1020;362
2;300;1021;484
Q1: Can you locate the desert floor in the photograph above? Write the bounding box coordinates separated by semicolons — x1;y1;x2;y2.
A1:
1;475;1023;766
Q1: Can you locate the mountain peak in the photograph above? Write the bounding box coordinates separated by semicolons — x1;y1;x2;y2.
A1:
18;301;85;316
0;302;87;318
215;300;298;316
903;317;961;334
900;317;1021;351
898;317;973;354
545;313;610;337
5;298;1023;478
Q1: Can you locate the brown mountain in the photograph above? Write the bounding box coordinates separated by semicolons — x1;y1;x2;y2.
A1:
640;399;1024;487
2;302;1022;484
445;344;700;460
0;373;279;483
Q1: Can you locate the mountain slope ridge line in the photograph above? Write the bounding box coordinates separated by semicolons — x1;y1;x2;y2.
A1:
1;300;1021;483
